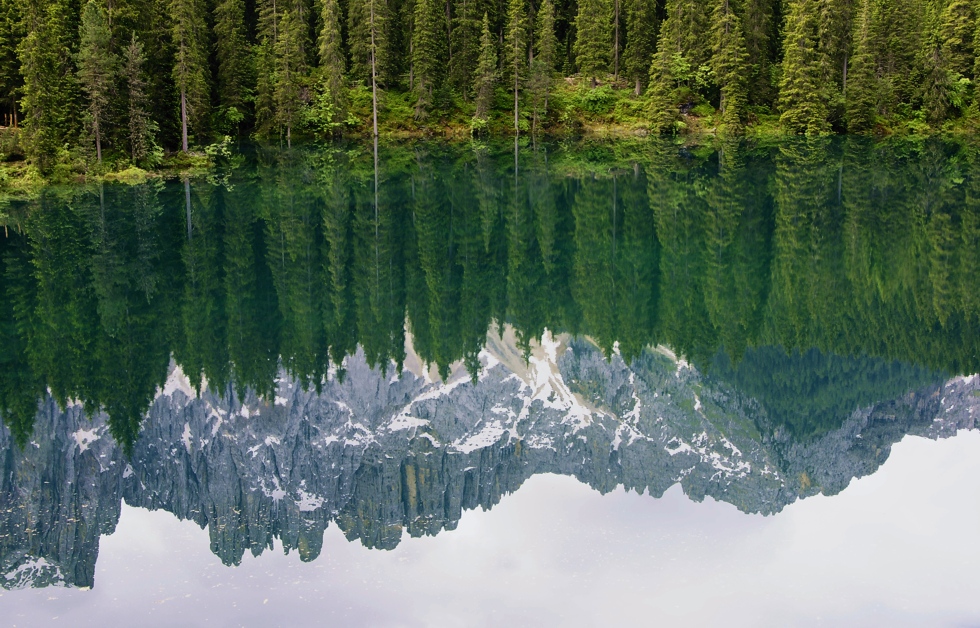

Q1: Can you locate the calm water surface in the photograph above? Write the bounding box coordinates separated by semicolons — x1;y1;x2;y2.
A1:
1;138;979;625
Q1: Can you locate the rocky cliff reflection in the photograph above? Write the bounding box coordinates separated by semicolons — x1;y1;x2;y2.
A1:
2;138;980;589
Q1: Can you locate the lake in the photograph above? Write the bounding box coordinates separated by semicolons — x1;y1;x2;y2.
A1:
1;137;979;626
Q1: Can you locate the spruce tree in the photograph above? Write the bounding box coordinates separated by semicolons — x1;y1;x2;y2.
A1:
473;12;497;121
711;0;747;134
530;0;556;132
778;0;829;135
214;0;248;128
275;9;307;146
350;0;388;86
123;33;156;163
412;0;447;117
504;0;527;133
574;0;611;85
318;0;346;113
18;0;78;169
170;0;210;151
76;0;117;163
742;0;776;105
646;0;712;132
622;0;657;95
940;0;974;78
450;0;481;97
846;0;876;133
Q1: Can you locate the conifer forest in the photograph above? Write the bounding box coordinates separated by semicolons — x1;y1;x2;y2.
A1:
1;0;980;170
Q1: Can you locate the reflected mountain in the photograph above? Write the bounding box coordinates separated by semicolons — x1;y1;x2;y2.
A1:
3;137;980;589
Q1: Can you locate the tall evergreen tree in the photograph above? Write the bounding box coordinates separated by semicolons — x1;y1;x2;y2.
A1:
412;0;447;117
711;0;747;134
317;0;346;112
275;9;307;146
778;0;830;135
504;0;527;133
622;0;657;95
473;12;496;120
214;0;248;129
170;0;210;151
573;0;611;85
846;0;877;133
940;0;974;78
646;0;712;132
18;0;78;169
122;34;156;163
350;0;388;86
450;0;481;96
76;0;117;163
530;0;556;132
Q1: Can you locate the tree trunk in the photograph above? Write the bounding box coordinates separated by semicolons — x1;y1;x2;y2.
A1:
635;77;641;96
613;0;619;82
94;118;102;163
371;0;379;138
184;178;192;240
181;89;189;152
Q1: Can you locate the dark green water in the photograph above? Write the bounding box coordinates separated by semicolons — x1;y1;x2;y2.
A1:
1;139;980;608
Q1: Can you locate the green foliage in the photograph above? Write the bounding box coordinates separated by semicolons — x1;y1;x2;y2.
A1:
76;0;117;163
411;0;447;117
622;0;657;93
711;0;748;134
573;0;612;81
778;0;830;135
473;13;498;121
171;0;210;148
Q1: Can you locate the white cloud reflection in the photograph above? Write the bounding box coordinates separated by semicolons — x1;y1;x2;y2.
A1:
3;432;980;627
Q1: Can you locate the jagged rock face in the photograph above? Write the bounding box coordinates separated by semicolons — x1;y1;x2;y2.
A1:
2;331;978;590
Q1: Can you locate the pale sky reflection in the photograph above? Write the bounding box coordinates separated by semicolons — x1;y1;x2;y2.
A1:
3;432;979;627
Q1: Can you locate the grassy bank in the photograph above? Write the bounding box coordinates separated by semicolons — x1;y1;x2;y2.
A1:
3;75;978;200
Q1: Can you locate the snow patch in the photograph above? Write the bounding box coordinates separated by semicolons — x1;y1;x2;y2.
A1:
73;428;100;453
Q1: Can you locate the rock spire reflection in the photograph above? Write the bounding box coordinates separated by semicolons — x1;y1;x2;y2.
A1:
2;137;980;589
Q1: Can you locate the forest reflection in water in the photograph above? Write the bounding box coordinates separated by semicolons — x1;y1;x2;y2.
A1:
1;137;979;590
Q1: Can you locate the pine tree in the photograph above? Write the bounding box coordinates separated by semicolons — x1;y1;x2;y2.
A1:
412;0;447;117
18;0;78;169
350;0;388;86
530;0;556;132
254;40;276;136
76;0;117;163
473;12;496;121
622;0;657;95
504;0;527;133
574;0;611;85
711;0;747;134
214;0;248;130
846;0;876;133
170;0;210;151
317;0;346;113
646;0;712;132
275;9;307;146
123;34;156;163
742;0;776;105
778;0;829;135
940;0;974;78
450;0;481;97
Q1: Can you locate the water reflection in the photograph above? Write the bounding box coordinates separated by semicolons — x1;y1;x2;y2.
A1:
1;137;979;589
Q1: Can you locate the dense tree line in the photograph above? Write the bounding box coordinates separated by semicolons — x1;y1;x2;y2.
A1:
4;0;980;170
2;138;978;449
